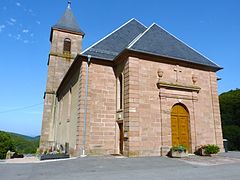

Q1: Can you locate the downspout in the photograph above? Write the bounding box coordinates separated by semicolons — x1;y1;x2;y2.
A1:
81;55;91;157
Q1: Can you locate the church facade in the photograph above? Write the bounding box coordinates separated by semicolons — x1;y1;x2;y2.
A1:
40;2;223;157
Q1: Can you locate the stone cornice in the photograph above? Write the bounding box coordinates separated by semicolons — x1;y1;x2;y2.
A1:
49;52;75;60
157;81;201;93
43;91;56;99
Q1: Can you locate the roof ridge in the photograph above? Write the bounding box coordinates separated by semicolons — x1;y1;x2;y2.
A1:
152;23;221;67
132;18;148;28
127;23;155;49
81;19;145;54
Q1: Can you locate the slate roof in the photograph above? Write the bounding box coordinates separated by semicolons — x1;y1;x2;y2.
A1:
53;4;84;35
82;19;221;70
128;24;220;69
82;19;147;60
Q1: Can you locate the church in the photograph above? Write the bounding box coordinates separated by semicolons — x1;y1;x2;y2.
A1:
40;2;223;157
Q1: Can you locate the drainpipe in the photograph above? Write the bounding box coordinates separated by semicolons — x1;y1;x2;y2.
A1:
81;55;91;157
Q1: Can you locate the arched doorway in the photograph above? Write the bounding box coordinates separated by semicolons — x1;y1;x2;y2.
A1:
171;104;190;151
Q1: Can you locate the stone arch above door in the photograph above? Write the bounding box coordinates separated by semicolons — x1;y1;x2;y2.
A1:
171;104;190;151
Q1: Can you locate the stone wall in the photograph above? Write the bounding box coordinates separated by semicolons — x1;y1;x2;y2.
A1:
75;61;117;156
40;29;83;150
122;56;223;156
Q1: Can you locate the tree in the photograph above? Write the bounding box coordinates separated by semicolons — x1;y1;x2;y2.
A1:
219;89;240;151
0;131;15;159
220;89;240;126
223;125;240;150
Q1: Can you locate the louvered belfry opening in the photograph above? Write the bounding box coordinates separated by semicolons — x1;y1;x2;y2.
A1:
63;38;71;55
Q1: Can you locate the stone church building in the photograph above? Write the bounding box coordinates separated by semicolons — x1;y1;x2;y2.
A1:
40;2;223;157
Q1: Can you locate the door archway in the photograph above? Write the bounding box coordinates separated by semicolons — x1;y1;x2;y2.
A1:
171;104;190;151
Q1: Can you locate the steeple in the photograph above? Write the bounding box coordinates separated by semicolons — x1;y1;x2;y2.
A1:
41;1;84;150
50;1;84;41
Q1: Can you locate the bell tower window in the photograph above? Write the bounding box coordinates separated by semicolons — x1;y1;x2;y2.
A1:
63;38;71;54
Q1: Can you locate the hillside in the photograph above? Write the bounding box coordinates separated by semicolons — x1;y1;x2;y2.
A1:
2;131;40;154
219;89;240;150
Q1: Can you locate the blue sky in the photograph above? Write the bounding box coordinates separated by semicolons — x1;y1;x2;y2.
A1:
0;0;239;136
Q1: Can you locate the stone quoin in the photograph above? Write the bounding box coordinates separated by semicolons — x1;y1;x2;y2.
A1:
40;2;223;157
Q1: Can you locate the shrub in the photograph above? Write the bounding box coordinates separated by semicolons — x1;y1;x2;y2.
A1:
0;131;15;159
204;144;220;155
171;145;186;153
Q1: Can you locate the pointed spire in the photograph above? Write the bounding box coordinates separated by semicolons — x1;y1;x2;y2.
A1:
52;1;84;35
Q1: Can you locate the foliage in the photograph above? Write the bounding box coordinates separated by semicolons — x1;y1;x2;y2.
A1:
203;144;220;155
223;125;240;150
0;131;15;159
9;133;40;154
219;89;240;151
171;145;186;153
219;89;240;126
0;131;40;157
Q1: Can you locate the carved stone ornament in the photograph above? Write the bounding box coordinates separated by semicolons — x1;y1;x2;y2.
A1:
192;74;198;84
157;69;164;78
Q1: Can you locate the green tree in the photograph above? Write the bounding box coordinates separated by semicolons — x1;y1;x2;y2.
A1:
220;89;240;151
220;89;240;126
0;131;15;159
223;125;240;150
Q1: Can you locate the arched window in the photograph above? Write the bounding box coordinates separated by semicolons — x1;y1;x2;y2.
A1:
63;38;71;54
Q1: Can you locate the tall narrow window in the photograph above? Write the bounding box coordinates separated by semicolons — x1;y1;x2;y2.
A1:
117;74;123;110
119;74;123;109
63;38;71;54
67;88;72;122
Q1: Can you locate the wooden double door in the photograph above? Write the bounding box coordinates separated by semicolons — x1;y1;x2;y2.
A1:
171;104;190;151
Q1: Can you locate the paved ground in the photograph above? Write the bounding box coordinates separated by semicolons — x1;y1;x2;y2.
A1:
1;152;240;180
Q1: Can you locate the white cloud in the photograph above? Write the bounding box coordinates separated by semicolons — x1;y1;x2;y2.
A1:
30;33;34;37
6;21;14;26
0;25;6;32
10;18;16;23
23;40;29;44
22;29;29;33
36;21;41;25
16;34;21;40
16;2;21;7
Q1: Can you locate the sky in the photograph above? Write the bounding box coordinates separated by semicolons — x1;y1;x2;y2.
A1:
0;0;239;136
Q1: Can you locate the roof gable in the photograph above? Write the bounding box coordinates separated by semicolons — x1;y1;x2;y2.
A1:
82;19;147;60
128;24;220;69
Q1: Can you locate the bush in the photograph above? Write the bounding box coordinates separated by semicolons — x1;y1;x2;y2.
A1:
204;144;220;155
0;131;15;159
171;145;186;153
223;125;240;150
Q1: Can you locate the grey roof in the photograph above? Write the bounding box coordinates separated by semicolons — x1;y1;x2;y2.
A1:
82;19;221;70
53;5;84;34
82;19;147;60
128;24;220;69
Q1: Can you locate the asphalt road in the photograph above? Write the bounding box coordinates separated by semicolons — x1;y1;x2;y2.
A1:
1;153;240;180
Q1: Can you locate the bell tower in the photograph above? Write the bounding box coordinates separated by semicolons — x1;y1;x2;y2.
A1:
40;1;84;149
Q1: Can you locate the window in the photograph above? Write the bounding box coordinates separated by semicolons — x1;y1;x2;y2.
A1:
67;88;72;122
63;38;71;54
117;74;123;110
